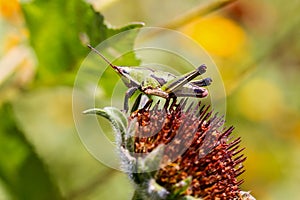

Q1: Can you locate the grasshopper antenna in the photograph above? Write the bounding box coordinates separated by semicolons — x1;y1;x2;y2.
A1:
87;44;116;69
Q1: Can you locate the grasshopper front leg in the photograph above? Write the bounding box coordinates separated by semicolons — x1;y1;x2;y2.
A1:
124;86;139;112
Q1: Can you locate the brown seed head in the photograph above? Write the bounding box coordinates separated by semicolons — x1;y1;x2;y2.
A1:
130;100;246;199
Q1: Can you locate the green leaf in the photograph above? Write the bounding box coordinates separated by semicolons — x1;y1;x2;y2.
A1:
119;147;137;175
138;144;165;174
131;145;165;186
171;176;192;198
0;104;63;200
21;0;143;86
83;107;128;143
125;118;138;152
132;179;169;200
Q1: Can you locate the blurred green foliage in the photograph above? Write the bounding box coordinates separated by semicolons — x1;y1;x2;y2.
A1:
0;104;62;200
22;0;142;86
0;0;142;199
0;0;300;199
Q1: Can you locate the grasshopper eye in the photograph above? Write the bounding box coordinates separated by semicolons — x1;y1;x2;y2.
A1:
117;67;129;75
121;69;129;74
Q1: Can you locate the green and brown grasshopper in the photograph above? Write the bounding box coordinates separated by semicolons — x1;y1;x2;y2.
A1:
88;45;212;112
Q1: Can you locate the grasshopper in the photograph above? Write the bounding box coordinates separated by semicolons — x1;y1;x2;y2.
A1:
88;45;212;112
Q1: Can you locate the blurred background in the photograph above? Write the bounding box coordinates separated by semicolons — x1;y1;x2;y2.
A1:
0;0;300;199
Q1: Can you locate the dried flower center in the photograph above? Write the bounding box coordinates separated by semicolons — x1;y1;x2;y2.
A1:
130;101;245;199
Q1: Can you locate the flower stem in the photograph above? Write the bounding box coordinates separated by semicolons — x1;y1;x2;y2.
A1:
161;0;238;29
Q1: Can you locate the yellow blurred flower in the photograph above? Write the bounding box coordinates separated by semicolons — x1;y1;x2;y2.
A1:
236;78;284;122
291;121;300;142
4;32;22;50
0;0;21;20
180;15;247;58
3;28;28;52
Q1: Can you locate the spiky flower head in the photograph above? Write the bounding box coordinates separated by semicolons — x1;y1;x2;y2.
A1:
84;99;255;200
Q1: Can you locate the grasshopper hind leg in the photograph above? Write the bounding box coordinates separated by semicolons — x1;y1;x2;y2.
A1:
191;77;212;87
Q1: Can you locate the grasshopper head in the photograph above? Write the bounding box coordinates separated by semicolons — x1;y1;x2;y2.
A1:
115;66;138;88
